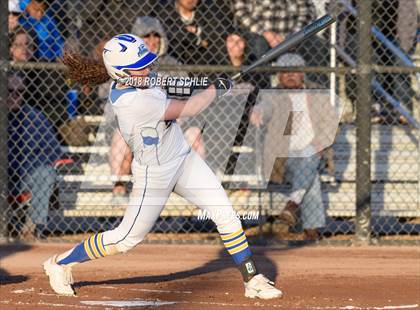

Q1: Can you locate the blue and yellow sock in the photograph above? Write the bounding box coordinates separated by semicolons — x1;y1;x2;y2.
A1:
58;233;107;265
220;228;252;265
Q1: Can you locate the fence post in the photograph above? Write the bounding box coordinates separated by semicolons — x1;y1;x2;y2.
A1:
0;1;9;241
355;0;373;243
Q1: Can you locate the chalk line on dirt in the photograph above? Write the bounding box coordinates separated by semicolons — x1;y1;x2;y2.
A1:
11;287;34;294
81;300;177;307
0;300;91;309
99;285;192;294
38;292;61;296
373;305;419;310
81;299;282;308
310;304;419;310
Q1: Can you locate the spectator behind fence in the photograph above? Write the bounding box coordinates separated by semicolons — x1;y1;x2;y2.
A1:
194;32;270;172
19;0;64;62
65;0;157;55
223;31;270;89
250;54;335;241
155;0;227;64
9;0;24;31
131;16;185;76
9;26;34;63
8;28;70;137
7;73;62;238
233;0;317;57
232;0;329;86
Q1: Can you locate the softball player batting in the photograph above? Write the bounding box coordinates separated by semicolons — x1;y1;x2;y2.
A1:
43;34;282;300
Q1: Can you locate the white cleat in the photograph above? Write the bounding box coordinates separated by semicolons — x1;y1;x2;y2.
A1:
43;254;75;296
244;274;283;300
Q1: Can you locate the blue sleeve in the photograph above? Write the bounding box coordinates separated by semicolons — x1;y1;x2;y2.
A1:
46;15;64;58
18;15;29;30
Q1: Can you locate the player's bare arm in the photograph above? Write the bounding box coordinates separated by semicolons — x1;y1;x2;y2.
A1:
164;78;231;119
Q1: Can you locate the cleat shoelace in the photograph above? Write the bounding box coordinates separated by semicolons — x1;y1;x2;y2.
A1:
258;275;276;288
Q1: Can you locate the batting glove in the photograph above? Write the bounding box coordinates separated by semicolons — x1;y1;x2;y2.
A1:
213;77;233;99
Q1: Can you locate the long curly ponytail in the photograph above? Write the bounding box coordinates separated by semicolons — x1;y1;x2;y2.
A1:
62;52;110;86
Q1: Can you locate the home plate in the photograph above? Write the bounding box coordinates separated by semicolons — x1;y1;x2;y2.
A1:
81;300;178;307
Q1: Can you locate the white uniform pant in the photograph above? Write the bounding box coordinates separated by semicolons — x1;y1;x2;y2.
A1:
102;151;242;252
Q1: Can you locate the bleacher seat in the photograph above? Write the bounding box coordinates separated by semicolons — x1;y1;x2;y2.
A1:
58;123;419;218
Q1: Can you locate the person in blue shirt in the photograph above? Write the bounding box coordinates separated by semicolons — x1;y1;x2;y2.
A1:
7;73;63;237
19;0;64;62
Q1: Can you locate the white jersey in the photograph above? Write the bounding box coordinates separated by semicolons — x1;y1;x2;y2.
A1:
109;82;190;166
289;93;315;153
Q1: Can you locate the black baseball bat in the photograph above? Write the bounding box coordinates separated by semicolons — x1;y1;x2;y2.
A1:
224;15;336;178
231;14;336;80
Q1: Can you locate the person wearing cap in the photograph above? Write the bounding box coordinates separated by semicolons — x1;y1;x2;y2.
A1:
9;0;24;31
250;53;337;241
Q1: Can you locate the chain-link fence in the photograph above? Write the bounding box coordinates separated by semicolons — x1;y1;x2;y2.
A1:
0;0;419;244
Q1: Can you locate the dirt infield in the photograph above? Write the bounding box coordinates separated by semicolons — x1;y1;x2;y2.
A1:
0;243;419;309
